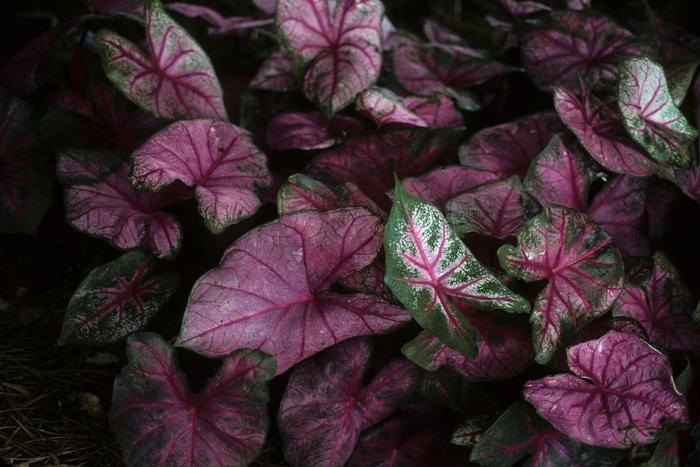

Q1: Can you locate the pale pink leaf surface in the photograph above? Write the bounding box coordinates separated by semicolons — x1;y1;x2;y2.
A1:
521;11;650;91
403;302;534;381
254;0;276;15
167;3;273;36
498;207;624;363
523;135;596;212
57;150;182;259
459;112;564;180
110;333;274;467
266;111;365;150
384;182;530;357
554;86;656;176
499;0;551;16
524;331;689;448
96;0;227;120
404;94;465;127
400;165;500;211
355;86;427;128
618;57;697;167
445;177;540;239
132;119;272;234
250;50;299;91
306;127;462;208
177;208;410;374
613;252;700;355
276;0;384;115
279;338;419;467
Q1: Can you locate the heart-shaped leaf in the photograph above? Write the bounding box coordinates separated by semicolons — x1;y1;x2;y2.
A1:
0;88;53;234
279;338;419;467
306;127;462;208
384;181;530;357
250;50;299;92
498;207;624;363
520;11;649;91
355;86;427;128
524;331;689;448
110;333;274;467
96;0;227;120
403;303;534;381
266;111;365;150
276;0;384;115
459;112;563;180
613;252;699;355
132;119;272;234
403;94;465;127
178;208;409;374
445;177;540;239
618;57;697;167
57;149;183;259
554;86;657;176
471;401;625;467
59;251;179;345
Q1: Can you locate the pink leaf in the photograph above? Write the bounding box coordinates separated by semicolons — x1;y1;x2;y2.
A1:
498;0;551;17
279;338;419;467
253;0;277;15
554;86;656;176
177;208;410;374
167;3;273;36
422;20;485;58
403;302;534;381
110;333;274;466
57;150;183;259
520;11;650;91
355;86;428;128
266;111;365;150
276;0;384;115
613;252;699;355
96;0;227;120
446;177;540;239
459;112;563;180
404;94;465;127
250;50;299;91
498;207;624;363
524;331;689;448
132;120;271;234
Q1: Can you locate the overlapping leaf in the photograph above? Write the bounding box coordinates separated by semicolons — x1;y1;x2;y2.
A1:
277;173;382;216
384;182;529;357
168;3;273;36
403;94;464;127
132;119;272;234
110;333;274;467
59;251;179;345
524;331;689;448
250;50;299;91
355;86;427;128
96;0;227;119
266;111;365;150
279;338;418;467
178;208;409;374
498;207;624;363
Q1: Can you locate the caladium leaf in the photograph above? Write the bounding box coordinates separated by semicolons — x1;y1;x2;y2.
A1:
96;0;227;120
178;208;409;374
445;177;540;239
393;40;512;110
276;0;384;115
57;150;183;259
419;368;484;412
250;50;299;92
266;111;365;150
613;252;699;355
167;3;273;36
355;86;427;128
0;88;53;234
470;401;625;467
663;149;700;203
403;94;464;128
400;165;499;211
306;127;463;208
277;173;383;217
403;303;534;381
524;331;689;448
459;112;564;180
59;251;179;345
520;11;650;91
110;333;274;467
498;0;551;17
254;0;276;15
618;57;697;167
0;28;57;96
523;135;596;212
422;20;484;58
554;86;657;177
279;338;419;467
132;119;272;234
498;207;624;363
384;181;530;357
